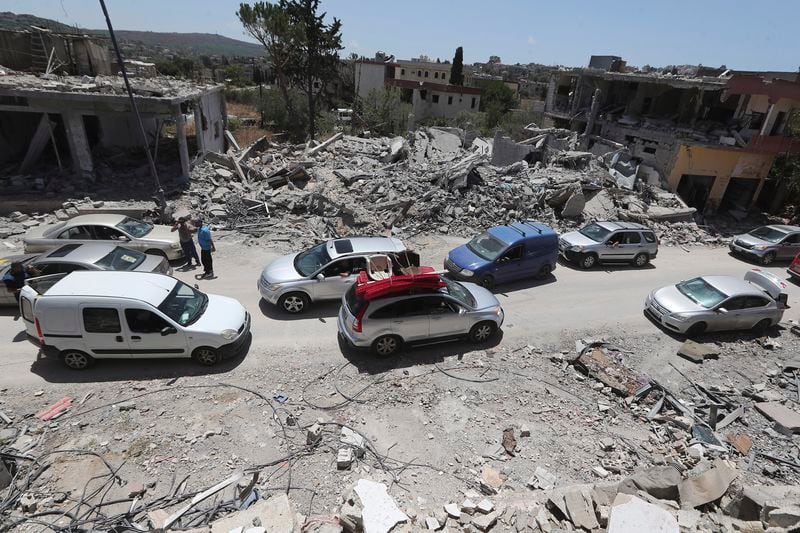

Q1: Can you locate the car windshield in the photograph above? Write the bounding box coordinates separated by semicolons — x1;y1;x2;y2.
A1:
294;242;332;277
444;278;476;308
158;281;208;326
115;217;153;238
466;232;506;261
579;223;613;242
676;278;728;309
94;247;146;271
749;226;787;243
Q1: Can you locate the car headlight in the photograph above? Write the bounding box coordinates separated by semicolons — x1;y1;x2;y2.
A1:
220;329;238;340
267;283;282;291
461;269;474;277
670;313;691;322
752;245;768;251
569;245;583;252
170;243;181;249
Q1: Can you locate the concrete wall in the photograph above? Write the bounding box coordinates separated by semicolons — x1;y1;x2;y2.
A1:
666;145;776;209
195;90;226;154
355;62;387;100
411;88;480;121
96;113;158;148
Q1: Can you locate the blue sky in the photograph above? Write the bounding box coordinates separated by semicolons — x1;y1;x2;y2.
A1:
7;0;799;70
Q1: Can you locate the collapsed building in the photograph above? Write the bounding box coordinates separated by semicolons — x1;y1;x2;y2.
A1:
544;66;800;216
0;26;111;76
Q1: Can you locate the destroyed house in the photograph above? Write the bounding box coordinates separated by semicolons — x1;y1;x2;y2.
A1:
544;68;800;214
0;72;226;183
0;27;111;75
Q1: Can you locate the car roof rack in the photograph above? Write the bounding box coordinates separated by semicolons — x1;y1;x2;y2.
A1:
521;220;543;234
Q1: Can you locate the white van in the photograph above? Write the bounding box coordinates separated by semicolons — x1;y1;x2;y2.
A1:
19;271;251;370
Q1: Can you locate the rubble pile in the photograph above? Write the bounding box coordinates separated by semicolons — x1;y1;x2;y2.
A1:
186;127;724;251
2;326;799;531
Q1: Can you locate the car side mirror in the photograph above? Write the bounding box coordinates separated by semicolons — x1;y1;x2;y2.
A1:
119;235;130;241
316;273;325;281
161;326;177;336
459;307;467;315
717;307;728;314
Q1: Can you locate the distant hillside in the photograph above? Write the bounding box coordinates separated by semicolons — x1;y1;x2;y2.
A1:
0;12;264;58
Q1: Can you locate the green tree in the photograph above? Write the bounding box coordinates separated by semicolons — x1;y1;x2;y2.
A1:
481;81;516;129
357;87;409;136
225;64;248;86
237;0;343;141
450;46;464;86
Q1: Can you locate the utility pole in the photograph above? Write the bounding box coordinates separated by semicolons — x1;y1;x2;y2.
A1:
98;0;169;221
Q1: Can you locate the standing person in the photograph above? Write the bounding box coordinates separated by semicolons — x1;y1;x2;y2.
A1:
171;217;200;267
196;218;216;279
3;262;34;302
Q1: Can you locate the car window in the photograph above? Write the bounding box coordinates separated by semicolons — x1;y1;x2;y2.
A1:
125;309;171;333
321;257;366;278
93;226;126;241
396;298;429;317
295;242;333;277
115;217;153;238
721;296;747;310
59;226;94;240
467;232;506;261
95;247;146;270
83;307;121;333
744;296;770;308
580;223;613;242
749;226;787;243
499;245;523;262
424;296;458;314
643;232;657;244
625;232;642;244
35;263;85;275
369;301;402;320
782;234;800;244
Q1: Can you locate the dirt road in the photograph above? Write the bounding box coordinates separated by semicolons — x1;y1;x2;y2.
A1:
0;236;797;387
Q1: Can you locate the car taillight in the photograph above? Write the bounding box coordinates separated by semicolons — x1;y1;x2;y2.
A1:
352;304;368;333
35;318;45;345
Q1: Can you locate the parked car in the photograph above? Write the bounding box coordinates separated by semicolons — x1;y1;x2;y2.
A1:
20;271;250;369
338;269;504;356
789;252;800;281
23;214;183;261
259;237;418;313
559;221;659;269
644;269;789;337
444;221;558;289
729;225;800;265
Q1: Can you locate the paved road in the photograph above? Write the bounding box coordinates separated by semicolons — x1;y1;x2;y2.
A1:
1;238;798;387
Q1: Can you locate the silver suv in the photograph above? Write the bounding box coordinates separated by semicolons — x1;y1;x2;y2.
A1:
259;237;414;313
338;276;504;356
559;221;658;269
729;225;800;265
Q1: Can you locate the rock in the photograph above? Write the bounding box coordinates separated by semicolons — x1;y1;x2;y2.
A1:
501;428;516;456
677;509;701;531
216;168;234;180
593;466;611;478
21;219;40;228
471;511;497;531
519;424;531;438
600;437;616;451
444;503;460;519
528;466;557;491
767;506;800;529
677;339;720;364
607;493;678;533
480;466;505;493
382;136;408;163
461;499;477;515
55;209;70;221
678;460;738;509
337;448;354;470
353;479;408;533
561;190;586;218
477;499;494;514
735;485;800;522
618;466;681;502
564;486;599;530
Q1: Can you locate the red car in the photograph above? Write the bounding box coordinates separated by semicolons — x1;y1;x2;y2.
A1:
789;252;800;280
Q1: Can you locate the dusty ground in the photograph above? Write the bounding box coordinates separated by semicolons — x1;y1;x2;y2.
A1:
1;236;799;529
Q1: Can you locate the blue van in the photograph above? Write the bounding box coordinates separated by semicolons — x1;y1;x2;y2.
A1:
444;221;558;289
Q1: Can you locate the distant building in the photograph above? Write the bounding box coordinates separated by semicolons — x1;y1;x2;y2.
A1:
588;55;626;72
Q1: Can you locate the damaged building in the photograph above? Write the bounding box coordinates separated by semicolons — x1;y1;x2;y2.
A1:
0;26;111;76
0;70;227;189
544;65;800;215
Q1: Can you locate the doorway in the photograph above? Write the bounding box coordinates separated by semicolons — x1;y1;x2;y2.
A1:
677;174;715;210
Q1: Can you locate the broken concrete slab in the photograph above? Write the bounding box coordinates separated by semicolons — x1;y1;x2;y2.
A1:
575;346;649;396
607;494;678;533
527;466;557;491
561;190;586;218
677;340;720;364
480;466;505;493
679;460;737;509
210;494;295;533
725;433;753;456
734;485;800;522
768;506;800;529
564;486;599;530
382;136;408;164
618;466;681;502
427;128;463;154
755;402;800;433
471;511;498;531
353;479;408;533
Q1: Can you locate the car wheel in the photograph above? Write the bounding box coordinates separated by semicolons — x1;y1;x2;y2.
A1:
192;346;220;366
372;335;401;357
279;292;309;314
633;253;650;268
469;321;497;343
61;350;94;370
760;252;776;266
478;275;495;290
580;253;598;269
686;322;707;338
536;264;552;279
752;318;772;333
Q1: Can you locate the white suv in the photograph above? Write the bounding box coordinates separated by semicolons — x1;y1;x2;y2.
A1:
337;274;504;356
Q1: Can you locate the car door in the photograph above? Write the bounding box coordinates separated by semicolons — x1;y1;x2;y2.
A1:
57;225;95;247
777;233;800;260
602;231;630;261
425;296;467;338
618;231;644;260
312;257;366;300
713;296;747;331
389;297;430;342
493;245;524;283
92;225;135;250
737;296;772;328
79;305;131;358
123;307;188;358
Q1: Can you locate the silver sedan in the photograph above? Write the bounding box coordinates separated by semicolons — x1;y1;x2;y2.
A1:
23;214;183;260
644;270;788;337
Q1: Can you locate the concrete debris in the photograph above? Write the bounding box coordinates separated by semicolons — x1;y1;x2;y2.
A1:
480;466;505;493
528;466;558;491
444;503;460;519
337;448;354;470
768;506;800;529
501;428;516;456
575;344;649;396
471;510;498;531
424;516;440;530
210;494;296;533
340;426;366;456
618;466;681;502
677;340;720;364
726;432;753;455
476;499;494;514
678;460;738;509
607;493;679;533
564;486;599;530
352;479;408;533
755;402;800;433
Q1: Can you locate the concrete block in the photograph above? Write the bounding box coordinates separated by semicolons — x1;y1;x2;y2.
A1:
337;448;354;470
